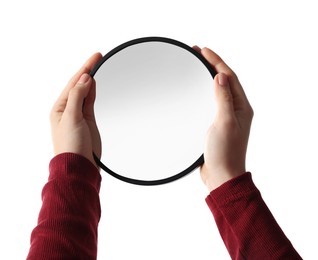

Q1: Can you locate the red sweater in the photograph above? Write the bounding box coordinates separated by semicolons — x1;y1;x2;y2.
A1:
27;153;301;259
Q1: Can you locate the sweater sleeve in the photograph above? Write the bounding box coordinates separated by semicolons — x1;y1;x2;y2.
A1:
27;153;102;260
206;172;302;260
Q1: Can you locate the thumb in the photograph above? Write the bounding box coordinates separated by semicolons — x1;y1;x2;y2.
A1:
214;73;235;119
82;77;97;120
65;73;92;121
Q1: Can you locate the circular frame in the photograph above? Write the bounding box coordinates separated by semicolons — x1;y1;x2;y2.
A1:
90;36;216;185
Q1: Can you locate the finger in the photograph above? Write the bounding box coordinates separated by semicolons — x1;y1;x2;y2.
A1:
83;77;97;121
67;52;102;89
64;73;92;122
201;47;251;112
51;52;102;117
214;73;235;122
192;45;201;53
201;47;233;75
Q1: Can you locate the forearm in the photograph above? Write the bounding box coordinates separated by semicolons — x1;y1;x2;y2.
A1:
206;172;302;259
27;153;101;260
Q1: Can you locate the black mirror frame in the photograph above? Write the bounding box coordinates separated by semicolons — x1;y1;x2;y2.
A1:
90;36;216;185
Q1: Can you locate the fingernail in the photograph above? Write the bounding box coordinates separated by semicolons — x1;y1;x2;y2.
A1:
78;73;90;84
218;73;228;86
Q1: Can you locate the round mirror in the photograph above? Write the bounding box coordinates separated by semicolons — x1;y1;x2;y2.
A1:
90;37;216;185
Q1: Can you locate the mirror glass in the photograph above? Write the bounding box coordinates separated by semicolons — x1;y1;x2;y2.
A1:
90;37;216;185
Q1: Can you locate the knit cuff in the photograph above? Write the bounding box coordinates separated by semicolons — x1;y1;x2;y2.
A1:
206;172;260;208
49;153;102;192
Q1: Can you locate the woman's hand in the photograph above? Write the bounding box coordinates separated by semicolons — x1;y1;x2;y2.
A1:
195;47;254;192
50;53;103;168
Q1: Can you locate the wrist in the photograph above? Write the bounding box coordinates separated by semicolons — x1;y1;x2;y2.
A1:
204;168;246;192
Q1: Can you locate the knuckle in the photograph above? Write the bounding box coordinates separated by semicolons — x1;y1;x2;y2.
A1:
230;72;240;84
225;68;237;79
250;107;254;118
246;105;254;119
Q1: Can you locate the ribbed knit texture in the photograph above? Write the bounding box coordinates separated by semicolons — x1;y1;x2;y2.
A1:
27;155;301;259
206;172;302;259
27;153;101;260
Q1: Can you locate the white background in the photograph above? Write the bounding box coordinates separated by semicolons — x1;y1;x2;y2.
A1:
0;0;317;259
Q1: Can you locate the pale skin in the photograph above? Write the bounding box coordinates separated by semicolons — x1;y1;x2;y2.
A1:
196;47;254;192
50;53;103;167
50;48;253;192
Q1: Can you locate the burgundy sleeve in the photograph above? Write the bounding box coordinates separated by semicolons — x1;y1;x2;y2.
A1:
206;172;302;260
27;153;102;260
